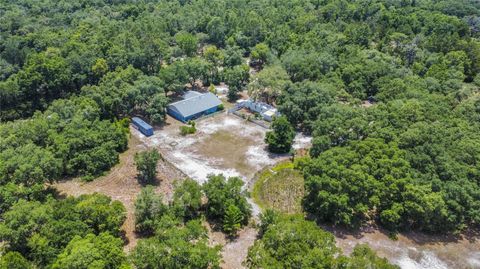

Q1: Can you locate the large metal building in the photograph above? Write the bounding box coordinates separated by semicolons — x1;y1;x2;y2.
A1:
167;91;222;122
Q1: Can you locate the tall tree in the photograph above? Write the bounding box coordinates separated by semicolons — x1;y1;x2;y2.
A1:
131;218;221;269
265;116;296;154
223;204;243;236
175;32;198;57
134;150;161;185
203;175;251;232
171;179;203;221
51;233;130;269
134;186;168;235
0;252;32;269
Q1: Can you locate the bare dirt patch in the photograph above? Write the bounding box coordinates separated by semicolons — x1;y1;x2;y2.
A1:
207;222;258;269
53;129;186;252
195;131;255;176
220;226;258;269
329;225;480;269
140;113;286;183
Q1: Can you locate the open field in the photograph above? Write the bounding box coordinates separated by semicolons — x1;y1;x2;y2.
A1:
196;130;258;177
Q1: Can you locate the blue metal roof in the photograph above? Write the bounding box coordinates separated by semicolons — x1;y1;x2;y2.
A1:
168;92;222;118
132;117;153;130
183;90;202;99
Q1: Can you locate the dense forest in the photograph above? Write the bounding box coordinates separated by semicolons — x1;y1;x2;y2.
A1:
2;0;480;267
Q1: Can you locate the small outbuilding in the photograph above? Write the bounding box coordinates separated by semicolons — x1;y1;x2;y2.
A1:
234;99;280;122
167;91;223;122
132;117;154;137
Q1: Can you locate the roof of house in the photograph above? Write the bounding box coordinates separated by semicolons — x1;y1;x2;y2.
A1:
132;117;153;130
244;100;277;113
168;92;222;118
263;110;276;117
183;90;202;99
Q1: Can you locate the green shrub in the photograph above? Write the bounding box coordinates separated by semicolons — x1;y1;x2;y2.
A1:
180;122;196;135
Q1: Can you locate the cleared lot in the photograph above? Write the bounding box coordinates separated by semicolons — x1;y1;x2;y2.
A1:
137;112;288;183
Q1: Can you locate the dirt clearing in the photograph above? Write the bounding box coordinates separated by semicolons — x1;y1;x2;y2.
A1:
139;113;288;183
196;131;255;176
330;226;480;269
207;223;258;269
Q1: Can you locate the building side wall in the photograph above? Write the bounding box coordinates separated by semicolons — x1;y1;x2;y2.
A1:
205;106;218;114
167;106;186;122
169;105;219;122
132;120;154;136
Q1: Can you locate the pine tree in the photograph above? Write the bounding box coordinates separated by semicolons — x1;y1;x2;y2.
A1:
223;204;244;236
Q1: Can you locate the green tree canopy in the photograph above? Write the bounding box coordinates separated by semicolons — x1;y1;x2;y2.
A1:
171;179;203;221
265;116;296;154
246;214;399;269
0;252;32;269
134;149;162;185
246;214;338;269
0;194;126;267
131;218;221;269
134;186;168;235
52;233;130;269
203;174;251;232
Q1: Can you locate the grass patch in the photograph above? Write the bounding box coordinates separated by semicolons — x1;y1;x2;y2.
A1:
252;161;304;214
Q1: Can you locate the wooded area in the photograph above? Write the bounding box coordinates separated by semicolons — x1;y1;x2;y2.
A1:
1;0;480;267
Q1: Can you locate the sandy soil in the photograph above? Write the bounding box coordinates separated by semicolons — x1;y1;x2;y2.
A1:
53;129;186;252
141;113;287;183
196;131;256;176
322;225;480;269
207;223;259;269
